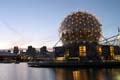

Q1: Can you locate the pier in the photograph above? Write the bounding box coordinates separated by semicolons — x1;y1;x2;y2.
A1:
28;60;120;68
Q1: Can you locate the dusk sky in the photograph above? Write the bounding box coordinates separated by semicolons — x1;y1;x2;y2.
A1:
0;0;120;49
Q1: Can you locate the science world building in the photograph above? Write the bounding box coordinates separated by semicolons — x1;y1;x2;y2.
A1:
54;11;120;61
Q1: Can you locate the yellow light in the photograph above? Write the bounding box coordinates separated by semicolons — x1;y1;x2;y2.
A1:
79;46;86;56
110;46;114;56
97;46;102;55
56;57;65;61
73;71;81;80
114;55;120;61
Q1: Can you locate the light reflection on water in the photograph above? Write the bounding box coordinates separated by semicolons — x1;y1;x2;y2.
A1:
0;63;120;80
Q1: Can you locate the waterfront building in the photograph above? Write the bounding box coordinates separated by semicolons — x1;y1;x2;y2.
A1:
53;11;120;61
54;42;120;61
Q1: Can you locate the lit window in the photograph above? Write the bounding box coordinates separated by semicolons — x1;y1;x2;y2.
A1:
110;46;114;56
79;45;86;56
96;46;102;55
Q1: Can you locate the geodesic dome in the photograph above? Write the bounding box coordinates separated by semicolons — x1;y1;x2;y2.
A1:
59;11;102;45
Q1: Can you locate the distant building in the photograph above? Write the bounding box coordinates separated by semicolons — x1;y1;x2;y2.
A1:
13;46;19;54
0;51;17;61
40;46;48;54
26;46;36;57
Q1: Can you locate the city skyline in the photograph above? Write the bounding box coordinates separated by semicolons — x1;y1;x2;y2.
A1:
0;0;120;49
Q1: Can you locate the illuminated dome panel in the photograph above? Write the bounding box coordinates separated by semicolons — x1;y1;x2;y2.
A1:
59;11;102;45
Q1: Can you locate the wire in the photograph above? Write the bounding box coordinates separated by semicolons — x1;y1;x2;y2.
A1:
53;38;61;47
2;21;22;37
0;21;30;47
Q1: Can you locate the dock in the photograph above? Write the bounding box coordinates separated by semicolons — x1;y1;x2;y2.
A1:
28;60;120;68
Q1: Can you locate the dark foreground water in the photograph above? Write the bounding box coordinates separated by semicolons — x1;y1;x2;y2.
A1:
0;63;120;80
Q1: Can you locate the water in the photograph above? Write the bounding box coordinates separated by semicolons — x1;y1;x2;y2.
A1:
0;63;120;80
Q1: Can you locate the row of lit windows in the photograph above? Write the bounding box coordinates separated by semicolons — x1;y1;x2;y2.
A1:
55;45;119;61
56;45;120;60
71;45;118;57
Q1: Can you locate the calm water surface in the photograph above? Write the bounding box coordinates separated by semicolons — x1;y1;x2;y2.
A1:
0;63;120;80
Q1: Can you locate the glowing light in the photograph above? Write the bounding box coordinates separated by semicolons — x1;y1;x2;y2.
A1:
79;46;86;56
73;71;81;80
110;46;114;56
56;57;65;61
